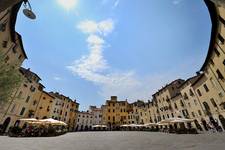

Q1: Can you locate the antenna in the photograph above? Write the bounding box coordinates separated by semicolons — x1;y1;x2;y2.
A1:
23;0;36;20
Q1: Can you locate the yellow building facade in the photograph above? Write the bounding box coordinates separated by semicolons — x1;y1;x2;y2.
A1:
0;67;43;132
102;96;130;129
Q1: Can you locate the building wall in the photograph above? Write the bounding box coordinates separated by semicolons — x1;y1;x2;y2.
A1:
0;68;42;132
0;3;27;68
76;112;93;131
89;106;102;125
34;91;54;119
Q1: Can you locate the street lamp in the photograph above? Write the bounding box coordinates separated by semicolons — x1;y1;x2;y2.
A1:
23;0;36;20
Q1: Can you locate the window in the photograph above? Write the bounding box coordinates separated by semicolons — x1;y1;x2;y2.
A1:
18;54;23;60
0;23;6;32
203;84;209;92
203;102;210;111
33;100;37;106
113;109;115;112
189;89;194;96
30;86;36;92
192;112;195;117
216;69;224;80
219;16;225;26
198;110;202;116
180;100;184;107
223;59;225;66
218;34;224;44
10;104;16;113
183;93;188;99
12;46;17;53
174;103;178;109
214;48;220;57
25;96;30;103
197;89;202;96
210;98;217;108
210;59;215;66
108;116;110;120
108;109;110;113
18;91;22;98
171;113;174;118
20;107;26;116
167;114;169;118
188;103;191;107
2;41;7;48
4;55;9;63
194;99;198;105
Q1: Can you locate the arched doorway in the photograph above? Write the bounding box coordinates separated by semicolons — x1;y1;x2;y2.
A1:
14;120;20;127
219;115;225;130
2;117;11;133
201;119;208;131
209;116;217;127
194;120;203;131
75;125;79;131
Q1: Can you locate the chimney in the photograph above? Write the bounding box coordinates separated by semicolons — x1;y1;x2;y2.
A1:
196;71;200;75
111;96;117;101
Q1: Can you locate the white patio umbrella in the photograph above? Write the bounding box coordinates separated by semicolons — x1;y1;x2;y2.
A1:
120;124;129;127
92;125;101;128
39;118;67;126
19;118;38;122
170;118;194;123
144;123;157;127
92;125;107;128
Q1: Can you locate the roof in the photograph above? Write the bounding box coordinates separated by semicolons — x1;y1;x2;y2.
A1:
49;91;79;104
42;91;55;99
201;0;219;71
191;74;206;87
152;79;185;96
170;93;182;100
16;32;28;59
19;67;42;81
178;74;203;89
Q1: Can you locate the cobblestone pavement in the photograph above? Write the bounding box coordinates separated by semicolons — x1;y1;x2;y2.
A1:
0;132;225;150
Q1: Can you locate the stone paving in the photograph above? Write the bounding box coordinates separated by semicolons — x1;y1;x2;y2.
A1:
0;131;225;150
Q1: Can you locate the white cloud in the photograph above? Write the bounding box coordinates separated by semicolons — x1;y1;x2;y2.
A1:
77;19;114;36
172;0;184;5
68;18;154;101
57;0;78;10
68;18;188;102
53;76;62;81
102;0;120;9
98;19;114;36
113;0;120;8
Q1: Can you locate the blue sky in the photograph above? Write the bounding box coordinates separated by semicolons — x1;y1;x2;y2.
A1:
16;0;211;110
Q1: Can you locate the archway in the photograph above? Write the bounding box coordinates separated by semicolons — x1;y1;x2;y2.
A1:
194;120;203;131
75;125;79;131
219;115;225;130
201;119;208;131
1;117;11;133
14;120;20;127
